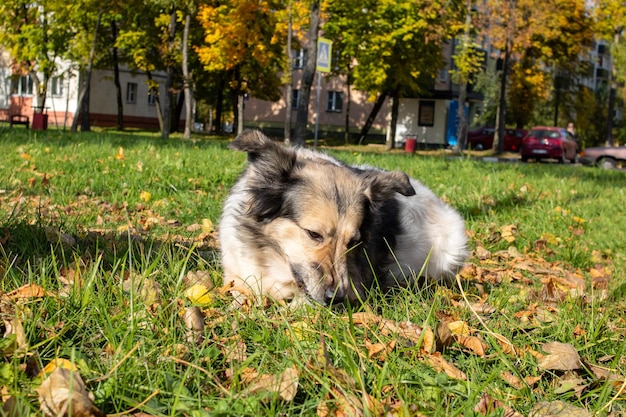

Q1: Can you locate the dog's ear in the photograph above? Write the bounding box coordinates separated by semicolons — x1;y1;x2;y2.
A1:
364;170;416;202
229;129;297;179
230;130;298;221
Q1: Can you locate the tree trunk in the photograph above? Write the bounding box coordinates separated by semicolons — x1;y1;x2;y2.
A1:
182;12;193;139
386;90;399;150
71;9;102;133
284;2;293;144
358;92;387;145
111;20;124;130
293;0;320;147
172;90;184;132
161;10;177;139
81;10;103;132
455;82;468;152
231;88;240;134
494;44;509;154
215;77;224;134
147;71;165;132
344;70;351;144
237;93;244;135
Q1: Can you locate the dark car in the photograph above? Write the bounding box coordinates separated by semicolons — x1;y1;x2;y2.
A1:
579;146;626;169
520;126;578;163
467;127;527;151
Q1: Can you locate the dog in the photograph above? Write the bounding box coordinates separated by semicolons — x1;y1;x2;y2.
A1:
219;130;467;305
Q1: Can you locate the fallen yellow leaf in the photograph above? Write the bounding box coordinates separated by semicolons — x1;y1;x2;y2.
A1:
140;190;152;202
201;218;214;233
40;358;78;377
184;284;213;306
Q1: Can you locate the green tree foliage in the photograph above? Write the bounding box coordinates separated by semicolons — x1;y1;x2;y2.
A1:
324;0;465;147
478;0;594;151
196;0;287;134
0;1;76;111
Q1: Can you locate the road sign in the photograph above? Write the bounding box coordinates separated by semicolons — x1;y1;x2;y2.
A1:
316;38;332;73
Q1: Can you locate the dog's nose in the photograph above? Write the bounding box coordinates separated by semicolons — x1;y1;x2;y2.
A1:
324;287;346;305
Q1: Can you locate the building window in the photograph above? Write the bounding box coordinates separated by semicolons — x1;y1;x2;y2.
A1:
148;89;157;106
10;75;34;96
439;69;448;82
293;49;306;69
291;89;299;109
326;91;343;112
418;100;435;127
126;82;137;104
50;76;63;96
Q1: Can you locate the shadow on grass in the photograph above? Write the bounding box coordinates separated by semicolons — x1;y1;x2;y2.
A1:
1;220;219;279
0;127;231;152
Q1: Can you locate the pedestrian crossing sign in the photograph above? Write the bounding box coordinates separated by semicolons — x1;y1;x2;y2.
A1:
316;38;332;73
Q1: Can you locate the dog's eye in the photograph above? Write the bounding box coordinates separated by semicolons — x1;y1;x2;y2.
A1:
305;229;324;242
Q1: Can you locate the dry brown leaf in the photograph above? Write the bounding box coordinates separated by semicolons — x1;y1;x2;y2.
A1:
35;368;105;417
473;391;523;417
184;270;214;289
183;307;205;332
467;302;496;315
537;342;581;371
223;338;247;363
421;326;436;354
5;283;50;300
456;335;487;357
1;308;27;354
0;228;10;245
365;339;396;361
243;366;299;402
491;333;519;356
529;400;592;417
573;324;586;338
584;360;625;386
421;352;467;380
435;321;454;350
500;225;518;243
590;265;610;290
317;386;380;417
475;246;492;260
501;371;524;389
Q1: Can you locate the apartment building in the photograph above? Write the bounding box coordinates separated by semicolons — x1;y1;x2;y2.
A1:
0;49;173;130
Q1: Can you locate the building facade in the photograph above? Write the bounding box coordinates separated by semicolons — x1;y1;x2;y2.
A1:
1;49;174;130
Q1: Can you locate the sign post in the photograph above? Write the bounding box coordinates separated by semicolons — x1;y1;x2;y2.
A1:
314;37;332;149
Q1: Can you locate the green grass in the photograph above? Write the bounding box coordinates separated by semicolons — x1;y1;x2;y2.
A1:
1;128;625;416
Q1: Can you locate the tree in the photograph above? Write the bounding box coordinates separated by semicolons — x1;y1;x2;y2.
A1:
71;9;103;133
478;0;594;152
197;0;286;135
451;0;484;152
324;0;465;148
593;0;626;145
0;1;76;114
292;0;320;146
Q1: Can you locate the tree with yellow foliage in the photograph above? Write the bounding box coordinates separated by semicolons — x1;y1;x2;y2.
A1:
196;0;287;135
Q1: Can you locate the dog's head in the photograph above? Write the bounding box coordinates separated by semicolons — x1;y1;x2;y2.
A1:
230;130;415;305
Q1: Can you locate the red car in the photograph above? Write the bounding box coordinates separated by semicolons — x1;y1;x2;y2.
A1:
467;127;527;152
520;126;578;163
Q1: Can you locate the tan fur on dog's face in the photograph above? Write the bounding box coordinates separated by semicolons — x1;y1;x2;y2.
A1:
263;163;368;304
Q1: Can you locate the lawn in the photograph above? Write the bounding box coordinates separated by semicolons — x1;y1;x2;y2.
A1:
1;128;625;416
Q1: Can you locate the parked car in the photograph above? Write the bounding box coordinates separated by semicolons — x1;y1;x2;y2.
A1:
467;127;528;151
579;146;626;169
520;126;578;163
